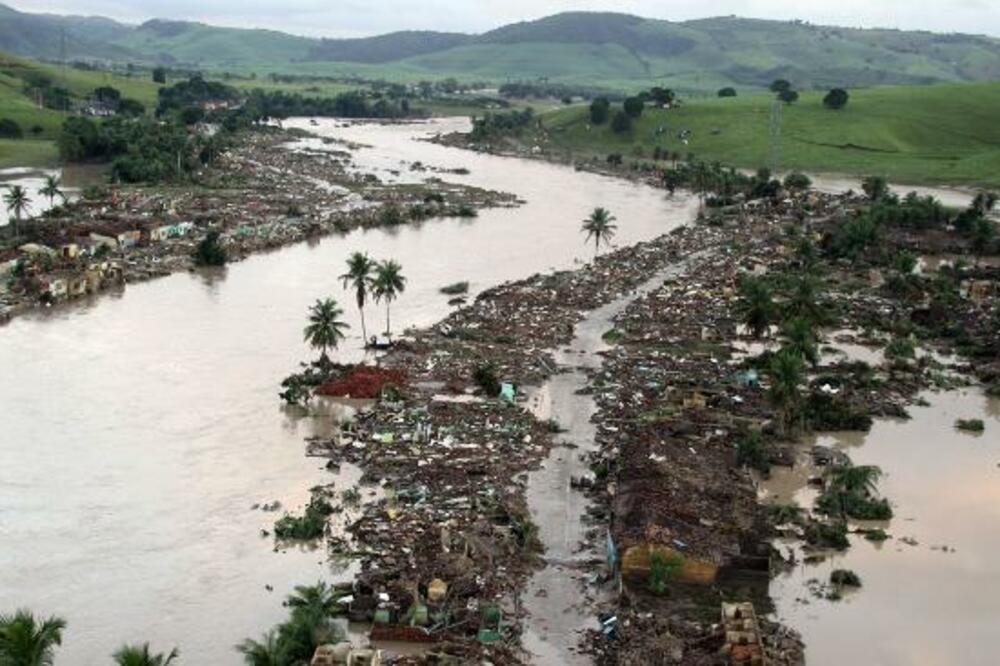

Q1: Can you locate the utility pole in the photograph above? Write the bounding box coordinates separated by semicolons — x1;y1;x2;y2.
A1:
768;99;782;174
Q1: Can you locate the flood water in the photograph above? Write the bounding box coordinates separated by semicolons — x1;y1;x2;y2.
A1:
522;263;690;665
0;164;104;228
0;118;696;664
765;389;1000;666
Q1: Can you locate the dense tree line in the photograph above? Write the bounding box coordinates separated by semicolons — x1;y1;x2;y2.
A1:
469;107;535;141
498;81;613;101
57;114;228;184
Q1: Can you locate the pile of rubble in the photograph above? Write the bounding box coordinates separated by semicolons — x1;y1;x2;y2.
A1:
0;128;517;322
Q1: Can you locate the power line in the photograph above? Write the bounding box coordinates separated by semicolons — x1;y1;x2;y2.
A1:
768;99;782;173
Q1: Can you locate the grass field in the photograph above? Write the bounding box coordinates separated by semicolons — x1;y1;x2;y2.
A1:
537;82;1000;188
0;54;163;167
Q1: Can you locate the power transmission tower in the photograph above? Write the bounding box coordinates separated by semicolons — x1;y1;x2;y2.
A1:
59;26;67;75
768;100;782;174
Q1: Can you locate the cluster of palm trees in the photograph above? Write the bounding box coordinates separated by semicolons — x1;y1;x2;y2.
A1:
0;609;177;665
3;175;64;239
236;581;344;666
737;270;828;436
303;252;408;360
581;207;618;257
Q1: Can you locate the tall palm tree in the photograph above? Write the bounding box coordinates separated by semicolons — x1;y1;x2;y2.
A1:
738;277;776;339
785;275;827;327
4;185;31;238
581;207;617;257
768;348;805;436
339;252;375;344
303;298;349;362
0;610;67;666
372;259;406;337
780;317;819;367
972;218;996;266
235;632;280;666
112;643;179;666
38;175;64;209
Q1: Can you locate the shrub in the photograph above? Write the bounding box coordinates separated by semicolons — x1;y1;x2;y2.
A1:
0;118;23;138
439;281;469;295
784;172;812;191
830;569;862;587
768;503;804;526
955;419;985;432
273;491;334;540
804;520;849;549
611;110;632;134
735;431;770;473
823;88;850;110
717;87;737;98
648;551;684;595
885;337;916;361
806;393;873;431
589;97;611;124
473;362;501;397
623;96;644;118
193;230;227;266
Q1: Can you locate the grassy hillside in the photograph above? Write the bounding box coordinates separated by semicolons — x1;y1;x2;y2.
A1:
1;5;999;92
535;82;1000;187
117;20;313;68
0;52;161;166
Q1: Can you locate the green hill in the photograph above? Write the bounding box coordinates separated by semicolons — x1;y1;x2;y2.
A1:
533;82;1000;188
0;5;999;92
0;51;160;167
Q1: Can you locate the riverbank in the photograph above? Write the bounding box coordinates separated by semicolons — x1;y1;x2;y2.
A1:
1;125;517;323
432;129;994;213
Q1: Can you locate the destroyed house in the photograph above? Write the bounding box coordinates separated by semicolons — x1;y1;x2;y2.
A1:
612;424;761;588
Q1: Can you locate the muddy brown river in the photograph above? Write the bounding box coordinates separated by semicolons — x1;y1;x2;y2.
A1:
0;118;696;664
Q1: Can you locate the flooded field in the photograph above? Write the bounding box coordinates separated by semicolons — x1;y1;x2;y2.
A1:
0;118;696;664
765;389;1000;666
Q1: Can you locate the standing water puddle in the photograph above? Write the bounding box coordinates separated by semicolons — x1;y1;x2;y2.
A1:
522;263;689;664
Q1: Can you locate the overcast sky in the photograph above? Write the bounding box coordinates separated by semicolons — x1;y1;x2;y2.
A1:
9;0;1000;38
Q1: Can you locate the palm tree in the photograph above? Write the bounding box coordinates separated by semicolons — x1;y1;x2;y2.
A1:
828;464;884;519
830;464;883;496
971;218;996;266
781;317;819;367
0;610;66;666
303;298;349;362
4;185;31;238
235;632;280;666
112;643;179;666
768;347;805;436
38;175;64;209
339;252;375;344
785;275;827;327
372;259;406;337
581;207;617;257
972;191;997;217
737;277;776;339
286;581;339;618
